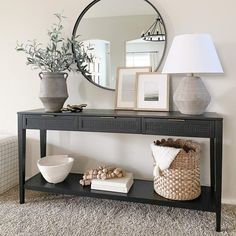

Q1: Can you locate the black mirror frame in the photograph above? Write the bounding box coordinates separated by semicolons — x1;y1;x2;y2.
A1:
72;0;167;91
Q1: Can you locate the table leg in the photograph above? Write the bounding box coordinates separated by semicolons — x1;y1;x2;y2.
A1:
40;130;47;158
215;120;223;232
210;138;215;192
18;114;26;204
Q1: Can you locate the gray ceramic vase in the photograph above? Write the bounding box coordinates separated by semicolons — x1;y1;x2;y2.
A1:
39;72;69;112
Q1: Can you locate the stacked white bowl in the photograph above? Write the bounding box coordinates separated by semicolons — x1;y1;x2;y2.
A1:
37;155;74;184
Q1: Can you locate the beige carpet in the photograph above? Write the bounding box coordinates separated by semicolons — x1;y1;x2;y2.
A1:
0;187;236;236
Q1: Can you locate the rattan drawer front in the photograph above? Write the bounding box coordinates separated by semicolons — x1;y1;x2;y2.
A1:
143;118;215;137
24;115;76;130
79;116;141;133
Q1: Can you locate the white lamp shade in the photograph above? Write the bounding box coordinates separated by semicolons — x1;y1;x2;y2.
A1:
162;34;223;74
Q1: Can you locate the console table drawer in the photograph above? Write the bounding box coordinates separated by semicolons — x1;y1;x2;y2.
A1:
79;116;141;133
143;118;215;137
24;115;76;130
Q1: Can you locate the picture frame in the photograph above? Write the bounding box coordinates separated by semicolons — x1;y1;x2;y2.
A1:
115;67;151;110
135;72;169;111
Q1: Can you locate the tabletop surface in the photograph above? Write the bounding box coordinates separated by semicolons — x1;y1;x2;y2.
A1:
18;108;223;120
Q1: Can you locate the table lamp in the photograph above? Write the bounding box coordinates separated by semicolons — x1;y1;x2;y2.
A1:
162;34;223;115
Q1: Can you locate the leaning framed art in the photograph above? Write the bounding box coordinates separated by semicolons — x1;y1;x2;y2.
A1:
135;72;169;111
115;67;151;110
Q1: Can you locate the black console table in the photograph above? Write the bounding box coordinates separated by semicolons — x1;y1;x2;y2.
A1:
18;109;223;232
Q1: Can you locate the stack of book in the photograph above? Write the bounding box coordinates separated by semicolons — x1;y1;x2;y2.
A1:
91;172;133;193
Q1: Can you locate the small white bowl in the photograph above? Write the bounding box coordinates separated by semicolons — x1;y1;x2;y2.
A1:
37;155;74;184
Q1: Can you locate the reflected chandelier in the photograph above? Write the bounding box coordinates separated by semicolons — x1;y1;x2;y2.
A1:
141;18;166;42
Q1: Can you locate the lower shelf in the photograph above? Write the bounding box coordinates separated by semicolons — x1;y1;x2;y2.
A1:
25;173;215;212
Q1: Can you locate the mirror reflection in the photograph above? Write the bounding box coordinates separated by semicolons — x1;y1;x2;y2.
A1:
73;0;167;90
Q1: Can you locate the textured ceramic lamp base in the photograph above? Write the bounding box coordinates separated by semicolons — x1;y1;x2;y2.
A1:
173;76;211;115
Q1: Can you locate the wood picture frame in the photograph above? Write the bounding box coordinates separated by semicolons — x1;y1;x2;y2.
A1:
135;72;169;111
115;67;152;110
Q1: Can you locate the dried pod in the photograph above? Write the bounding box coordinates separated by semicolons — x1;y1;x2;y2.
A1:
92;174;98;179
80;179;91;186
166;138;174;147
87;174;93;180
161;138;166;144
84;180;91;186
117;173;123;178
101;173;107;180
113;169;121;175
183;145;191;153
106;166;115;171
85;180;91;185
154;140;161;146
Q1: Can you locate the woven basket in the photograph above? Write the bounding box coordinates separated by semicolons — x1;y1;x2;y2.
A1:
153;139;201;201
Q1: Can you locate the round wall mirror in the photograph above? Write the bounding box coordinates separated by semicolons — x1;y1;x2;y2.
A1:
73;0;167;91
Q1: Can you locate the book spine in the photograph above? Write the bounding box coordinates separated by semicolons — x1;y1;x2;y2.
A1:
91;180;133;193
91;186;129;193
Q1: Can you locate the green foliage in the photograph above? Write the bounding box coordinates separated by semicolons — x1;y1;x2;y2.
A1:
16;13;93;74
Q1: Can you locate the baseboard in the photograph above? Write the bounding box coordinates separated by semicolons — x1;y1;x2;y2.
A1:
222;198;236;205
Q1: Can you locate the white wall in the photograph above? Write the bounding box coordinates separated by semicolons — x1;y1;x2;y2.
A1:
0;0;235;204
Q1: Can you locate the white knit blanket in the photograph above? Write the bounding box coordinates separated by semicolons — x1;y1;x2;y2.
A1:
151;143;181;177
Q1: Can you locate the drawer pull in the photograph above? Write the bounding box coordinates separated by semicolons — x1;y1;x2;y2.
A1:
99;116;116;119
167;119;185;122
41;115;57;118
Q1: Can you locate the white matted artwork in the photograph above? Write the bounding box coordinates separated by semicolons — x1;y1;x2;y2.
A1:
115;67;151;110
136;73;169;111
